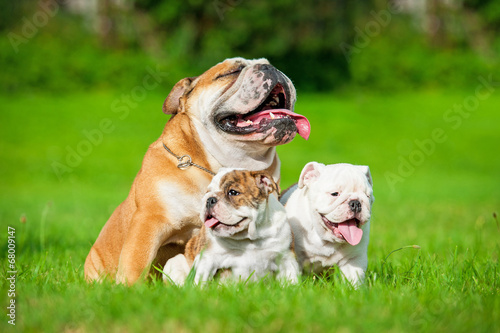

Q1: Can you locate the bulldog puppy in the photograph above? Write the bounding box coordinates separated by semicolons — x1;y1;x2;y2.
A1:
280;162;373;287
163;168;299;285
84;57;310;285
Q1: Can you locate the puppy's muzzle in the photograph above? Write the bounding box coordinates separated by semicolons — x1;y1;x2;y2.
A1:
349;200;361;214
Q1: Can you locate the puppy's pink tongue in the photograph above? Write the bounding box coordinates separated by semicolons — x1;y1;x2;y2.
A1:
338;219;363;246
205;217;219;228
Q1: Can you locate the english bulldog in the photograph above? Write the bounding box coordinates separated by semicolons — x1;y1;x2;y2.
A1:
84;57;310;284
163;168;299;285
280;162;373;287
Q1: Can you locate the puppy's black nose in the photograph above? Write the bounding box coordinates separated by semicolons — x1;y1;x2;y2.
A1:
206;197;218;209
349;200;361;213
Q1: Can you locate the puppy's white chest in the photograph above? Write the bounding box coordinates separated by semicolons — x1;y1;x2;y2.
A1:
218;247;280;279
301;247;344;273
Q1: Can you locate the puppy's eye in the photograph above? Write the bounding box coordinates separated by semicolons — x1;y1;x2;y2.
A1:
331;192;339;197
216;65;244;80
228;189;240;196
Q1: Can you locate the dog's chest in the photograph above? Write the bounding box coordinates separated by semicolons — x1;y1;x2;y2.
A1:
302;252;343;274
216;246;281;277
157;180;206;221
299;241;349;271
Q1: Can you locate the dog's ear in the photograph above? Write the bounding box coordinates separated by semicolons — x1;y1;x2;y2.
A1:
357;165;373;186
254;172;278;195
163;76;197;114
298;162;324;189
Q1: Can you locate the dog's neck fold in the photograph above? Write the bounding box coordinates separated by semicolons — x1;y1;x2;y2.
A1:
191;118;280;181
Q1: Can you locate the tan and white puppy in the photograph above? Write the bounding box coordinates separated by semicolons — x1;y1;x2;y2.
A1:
280;162;373;287
163;168;299;285
84;57;310;284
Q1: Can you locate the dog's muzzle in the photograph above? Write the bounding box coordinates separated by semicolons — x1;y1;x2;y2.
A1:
215;65;310;142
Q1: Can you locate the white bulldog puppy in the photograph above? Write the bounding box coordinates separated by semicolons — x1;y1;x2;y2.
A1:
280;162;373;287
163;168;299;285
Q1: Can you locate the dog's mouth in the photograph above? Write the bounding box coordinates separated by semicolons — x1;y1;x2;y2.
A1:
321;216;363;246
216;84;310;141
205;215;247;230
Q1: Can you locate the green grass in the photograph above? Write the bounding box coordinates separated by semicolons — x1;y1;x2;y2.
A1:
1;89;499;332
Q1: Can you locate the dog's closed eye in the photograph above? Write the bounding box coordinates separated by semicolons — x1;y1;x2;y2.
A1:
216;65;245;80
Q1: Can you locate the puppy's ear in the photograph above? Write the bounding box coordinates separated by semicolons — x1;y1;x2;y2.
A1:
254;172;278;195
298;162;323;189
357;165;373;186
163;76;197;114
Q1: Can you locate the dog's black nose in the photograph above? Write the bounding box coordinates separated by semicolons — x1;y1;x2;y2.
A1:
255;63;274;71
349;200;361;213
206;197;218;209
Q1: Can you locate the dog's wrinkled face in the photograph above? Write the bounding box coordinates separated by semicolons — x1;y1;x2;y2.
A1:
163;57;310;146
200;168;277;238
299;163;374;246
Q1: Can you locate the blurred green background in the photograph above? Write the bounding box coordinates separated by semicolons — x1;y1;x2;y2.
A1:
1;0;499;93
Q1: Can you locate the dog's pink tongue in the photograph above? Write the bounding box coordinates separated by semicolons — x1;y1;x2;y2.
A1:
338;219;363;246
205;217;219;228
286;111;311;140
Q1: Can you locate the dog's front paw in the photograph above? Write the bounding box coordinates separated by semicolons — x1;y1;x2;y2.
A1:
276;253;300;284
340;264;365;288
192;256;217;286
163;254;191;286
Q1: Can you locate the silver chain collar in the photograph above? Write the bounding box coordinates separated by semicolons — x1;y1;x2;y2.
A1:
162;142;216;176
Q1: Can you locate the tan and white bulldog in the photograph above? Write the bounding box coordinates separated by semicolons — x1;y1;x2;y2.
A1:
84;57;310;284
163;168;299;285
280;162;373;287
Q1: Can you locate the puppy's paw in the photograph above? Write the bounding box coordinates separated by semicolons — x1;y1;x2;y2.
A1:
163;254;190;286
276;253;300;285
339;264;365;289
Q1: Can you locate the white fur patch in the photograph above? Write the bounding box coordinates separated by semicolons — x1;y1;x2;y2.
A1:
157;181;202;222
163;254;190;285
283;162;374;287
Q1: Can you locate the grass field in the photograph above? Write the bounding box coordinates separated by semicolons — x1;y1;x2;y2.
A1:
1;88;499;332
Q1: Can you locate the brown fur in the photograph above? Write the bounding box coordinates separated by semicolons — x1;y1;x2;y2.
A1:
219;170;276;209
84;113;214;284
84;60;281;285
184;226;207;263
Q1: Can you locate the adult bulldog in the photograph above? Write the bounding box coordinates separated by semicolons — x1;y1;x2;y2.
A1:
84;57;311;284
